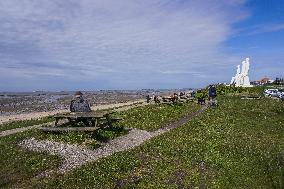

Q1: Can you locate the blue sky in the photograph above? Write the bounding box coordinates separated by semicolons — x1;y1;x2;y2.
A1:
0;0;283;91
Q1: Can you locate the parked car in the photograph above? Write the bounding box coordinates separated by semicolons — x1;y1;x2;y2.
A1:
263;89;279;97
278;93;284;101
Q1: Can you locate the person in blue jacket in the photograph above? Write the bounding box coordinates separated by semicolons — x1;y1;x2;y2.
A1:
208;85;217;106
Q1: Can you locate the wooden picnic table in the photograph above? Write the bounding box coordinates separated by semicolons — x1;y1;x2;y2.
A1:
54;111;121;126
39;111;123;132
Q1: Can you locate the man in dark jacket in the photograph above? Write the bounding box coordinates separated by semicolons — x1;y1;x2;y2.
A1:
70;91;92;126
70;91;91;112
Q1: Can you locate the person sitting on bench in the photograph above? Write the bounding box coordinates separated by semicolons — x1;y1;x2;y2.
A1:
70;91;91;112
70;91;92;126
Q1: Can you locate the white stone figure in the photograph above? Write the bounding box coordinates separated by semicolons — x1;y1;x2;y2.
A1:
231;57;252;87
230;65;241;85
242;58;251;87
235;65;242;86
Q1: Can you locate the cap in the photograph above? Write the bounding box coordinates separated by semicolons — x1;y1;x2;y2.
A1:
75;91;83;96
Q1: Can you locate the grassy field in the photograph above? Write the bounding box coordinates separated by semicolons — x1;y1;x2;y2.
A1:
116;103;201;131
0;117;54;132
0;101;201;188
1;96;283;188
32;102;201;148
0;131;62;188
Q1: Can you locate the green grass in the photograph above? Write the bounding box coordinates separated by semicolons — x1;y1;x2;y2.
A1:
116;102;201;131
0;117;54;132
0;131;62;189
23;96;283;189
1;96;283;188
32;102;200;147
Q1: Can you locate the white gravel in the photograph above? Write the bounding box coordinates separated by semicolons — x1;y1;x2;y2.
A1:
19;128;153;176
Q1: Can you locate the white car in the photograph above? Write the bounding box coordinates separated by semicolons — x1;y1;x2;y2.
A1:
264;89;279;97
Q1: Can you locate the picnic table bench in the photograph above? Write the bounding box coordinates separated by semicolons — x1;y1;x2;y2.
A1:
39;111;123;132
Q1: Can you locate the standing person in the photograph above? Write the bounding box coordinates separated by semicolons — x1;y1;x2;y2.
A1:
208;85;217;106
146;95;151;103
70;91;92;126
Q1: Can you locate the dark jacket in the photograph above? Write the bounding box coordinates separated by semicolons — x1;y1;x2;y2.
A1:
70;97;91;112
208;86;217;97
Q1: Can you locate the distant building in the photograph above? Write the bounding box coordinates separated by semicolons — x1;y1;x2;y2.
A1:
260;76;270;84
251;76;273;86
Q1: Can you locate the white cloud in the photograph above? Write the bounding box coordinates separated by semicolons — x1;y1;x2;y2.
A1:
0;0;249;90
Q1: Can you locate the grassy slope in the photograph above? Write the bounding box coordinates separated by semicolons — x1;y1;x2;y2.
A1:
33;103;201;147
26;96;284;188
0;131;62;189
0;117;54;132
0;102;201;188
116;103;201;131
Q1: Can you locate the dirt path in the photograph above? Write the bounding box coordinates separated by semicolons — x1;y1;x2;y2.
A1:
0;100;145;125
19;105;208;176
0;122;53;137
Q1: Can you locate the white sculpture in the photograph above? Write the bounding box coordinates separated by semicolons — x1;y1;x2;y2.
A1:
230;58;252;87
231;65;241;86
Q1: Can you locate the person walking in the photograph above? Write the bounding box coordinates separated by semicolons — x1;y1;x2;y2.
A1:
208;85;217;106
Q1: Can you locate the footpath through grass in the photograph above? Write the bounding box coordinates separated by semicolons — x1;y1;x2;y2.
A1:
0;117;54;132
116;103;201;131
0;101;201;188
33;102;201;147
23;96;283;188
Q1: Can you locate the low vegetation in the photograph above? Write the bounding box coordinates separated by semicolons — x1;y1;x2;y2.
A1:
0;117;54;132
116;103;201;131
0;131;62;188
32;102;200;148
1;92;283;188
29;96;284;188
0;101;202;188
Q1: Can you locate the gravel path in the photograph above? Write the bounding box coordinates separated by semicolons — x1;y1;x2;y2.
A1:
18;105;208;176
19;129;153;177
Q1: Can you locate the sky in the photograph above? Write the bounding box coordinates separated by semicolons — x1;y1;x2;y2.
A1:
0;0;283;91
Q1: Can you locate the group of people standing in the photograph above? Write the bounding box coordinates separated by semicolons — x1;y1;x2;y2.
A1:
196;85;217;106
146;85;218;106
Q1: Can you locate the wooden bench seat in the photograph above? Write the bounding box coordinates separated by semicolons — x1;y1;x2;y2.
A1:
39;127;100;132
